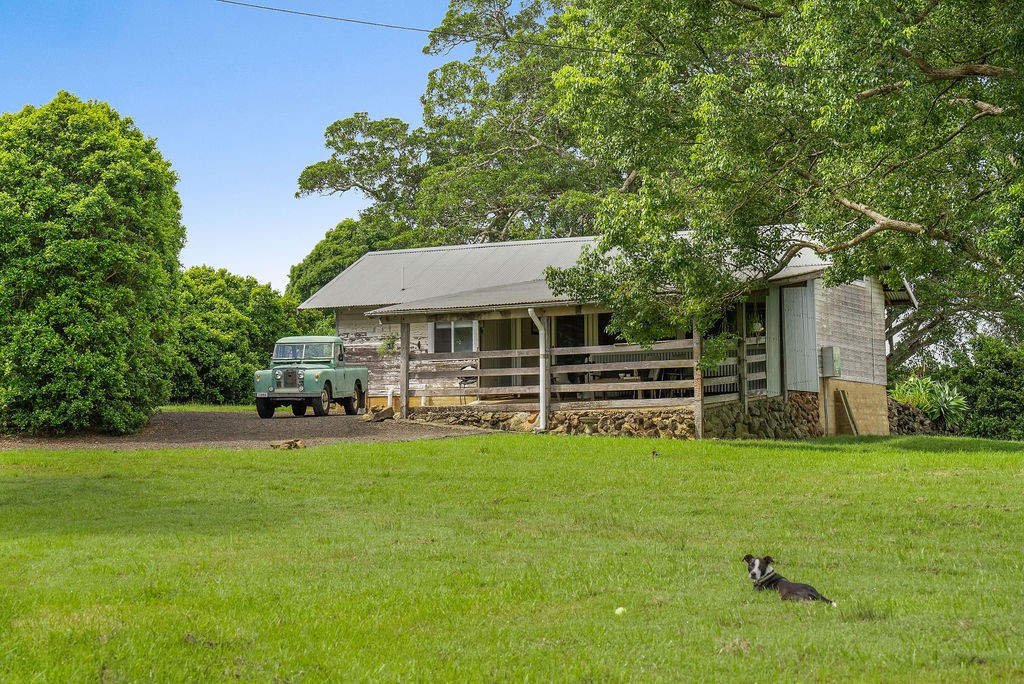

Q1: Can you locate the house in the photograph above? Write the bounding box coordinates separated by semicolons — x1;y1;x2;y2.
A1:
299;236;898;437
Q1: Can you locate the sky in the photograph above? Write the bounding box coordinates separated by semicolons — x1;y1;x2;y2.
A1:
0;0;460;292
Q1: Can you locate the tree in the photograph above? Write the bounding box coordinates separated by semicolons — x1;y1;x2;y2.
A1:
173;266;308;405
296;0;621;248
0;92;185;434
935;335;1024;440
286;216;417;304
546;0;1024;349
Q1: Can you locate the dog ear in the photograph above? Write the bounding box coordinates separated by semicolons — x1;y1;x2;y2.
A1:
764;556;774;564
742;554;753;562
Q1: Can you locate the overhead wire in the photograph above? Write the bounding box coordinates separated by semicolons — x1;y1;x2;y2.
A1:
214;0;1021;82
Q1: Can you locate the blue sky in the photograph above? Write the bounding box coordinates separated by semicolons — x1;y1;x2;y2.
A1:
0;0;459;292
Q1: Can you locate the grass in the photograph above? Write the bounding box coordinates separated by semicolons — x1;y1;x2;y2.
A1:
158;403;253;413
1;434;1023;682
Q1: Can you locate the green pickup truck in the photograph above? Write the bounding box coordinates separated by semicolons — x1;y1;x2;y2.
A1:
253;336;368;418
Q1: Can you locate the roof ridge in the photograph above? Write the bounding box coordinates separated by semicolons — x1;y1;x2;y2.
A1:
365;235;596;257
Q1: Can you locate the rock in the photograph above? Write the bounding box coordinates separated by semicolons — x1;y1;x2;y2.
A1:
270;439;304;449
368;406;394;422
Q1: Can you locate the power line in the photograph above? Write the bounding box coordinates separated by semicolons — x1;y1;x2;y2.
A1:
214;0;1020;82
215;0;436;35
213;0;671;60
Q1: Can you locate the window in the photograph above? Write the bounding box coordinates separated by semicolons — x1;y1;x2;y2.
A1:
597;313;625;346
430;321;478;353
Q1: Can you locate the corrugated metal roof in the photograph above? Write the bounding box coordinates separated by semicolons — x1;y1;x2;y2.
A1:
298;236;594;310
299;234;833;313
369;279;570;316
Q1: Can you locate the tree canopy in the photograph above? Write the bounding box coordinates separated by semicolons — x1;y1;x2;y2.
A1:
297;0;620;248
174;266;321;405
0;92;185;434
297;0;1023;362
547;0;1024;350
286;217;417;304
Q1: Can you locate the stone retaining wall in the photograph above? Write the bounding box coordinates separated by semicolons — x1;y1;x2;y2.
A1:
410;394;823;440
408;406;695;438
887;398;936;435
549;408;695;439
408;407;540;432
703;392;823;440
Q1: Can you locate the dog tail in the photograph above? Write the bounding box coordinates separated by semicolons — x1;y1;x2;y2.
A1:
817;594;837;607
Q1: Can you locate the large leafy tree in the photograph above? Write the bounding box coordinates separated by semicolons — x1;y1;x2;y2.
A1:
296;0;621;249
286;216;417;304
936;335;1024;440
0;92;185;434
298;1;1022;365
173;266;310;405
546;0;1024;350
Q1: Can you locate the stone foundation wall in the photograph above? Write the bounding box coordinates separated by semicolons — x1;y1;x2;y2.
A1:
548;409;695;439
410;396;824;440
409;407;541;432
887;398;937;435
409;406;696;439
703;392;824;440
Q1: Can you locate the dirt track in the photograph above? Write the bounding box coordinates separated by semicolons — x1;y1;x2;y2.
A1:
0;410;486;451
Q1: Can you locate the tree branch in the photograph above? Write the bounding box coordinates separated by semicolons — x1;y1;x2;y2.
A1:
831;198;925;237
948;98;1009;119
854;81;906;101
896;46;1017;80
619;170;639;193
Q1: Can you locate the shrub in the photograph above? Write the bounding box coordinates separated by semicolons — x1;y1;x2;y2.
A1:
0;93;184;434
935;335;1024;441
888;376;967;429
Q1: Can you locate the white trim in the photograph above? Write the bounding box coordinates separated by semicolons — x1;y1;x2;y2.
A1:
429;320;480;354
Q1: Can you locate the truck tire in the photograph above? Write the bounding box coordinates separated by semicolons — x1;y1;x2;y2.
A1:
291;403;307;417
256;398;275;419
312;384;332;417
341;381;362;415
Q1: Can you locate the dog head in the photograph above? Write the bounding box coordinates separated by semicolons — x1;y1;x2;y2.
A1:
742;554;775;582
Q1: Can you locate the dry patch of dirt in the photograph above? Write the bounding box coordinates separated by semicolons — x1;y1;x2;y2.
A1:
0;410;488;451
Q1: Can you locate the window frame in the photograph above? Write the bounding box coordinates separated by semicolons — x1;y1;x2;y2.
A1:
428;320;479;354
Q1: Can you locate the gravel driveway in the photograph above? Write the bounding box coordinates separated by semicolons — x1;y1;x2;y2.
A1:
0;410;487;451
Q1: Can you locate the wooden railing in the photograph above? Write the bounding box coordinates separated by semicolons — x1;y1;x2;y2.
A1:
402;334;770;411
407;339;701;409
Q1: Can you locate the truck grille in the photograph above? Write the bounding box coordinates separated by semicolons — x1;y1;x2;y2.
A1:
277;369;299;389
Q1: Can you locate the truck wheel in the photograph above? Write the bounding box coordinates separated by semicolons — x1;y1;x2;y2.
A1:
341;381;361;415
256;398;275;419
291;403;308;417
312;384;332;417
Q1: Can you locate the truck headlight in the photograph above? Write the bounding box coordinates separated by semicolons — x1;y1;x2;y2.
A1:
297;370;305;380
274;370;282;379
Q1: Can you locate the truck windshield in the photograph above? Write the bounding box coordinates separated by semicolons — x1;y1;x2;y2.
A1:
273;343;333;361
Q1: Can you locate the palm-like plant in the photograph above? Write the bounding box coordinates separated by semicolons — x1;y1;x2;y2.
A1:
889;376;968;429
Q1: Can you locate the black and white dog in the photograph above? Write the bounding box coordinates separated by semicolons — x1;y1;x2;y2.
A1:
743;555;836;606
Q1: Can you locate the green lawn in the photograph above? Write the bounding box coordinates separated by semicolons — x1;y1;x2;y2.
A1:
158;404;253;413
1;435;1022;681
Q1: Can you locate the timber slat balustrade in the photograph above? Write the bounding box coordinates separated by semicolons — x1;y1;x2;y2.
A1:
412;379;697;398
412;339;695;363
402;338;755;405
